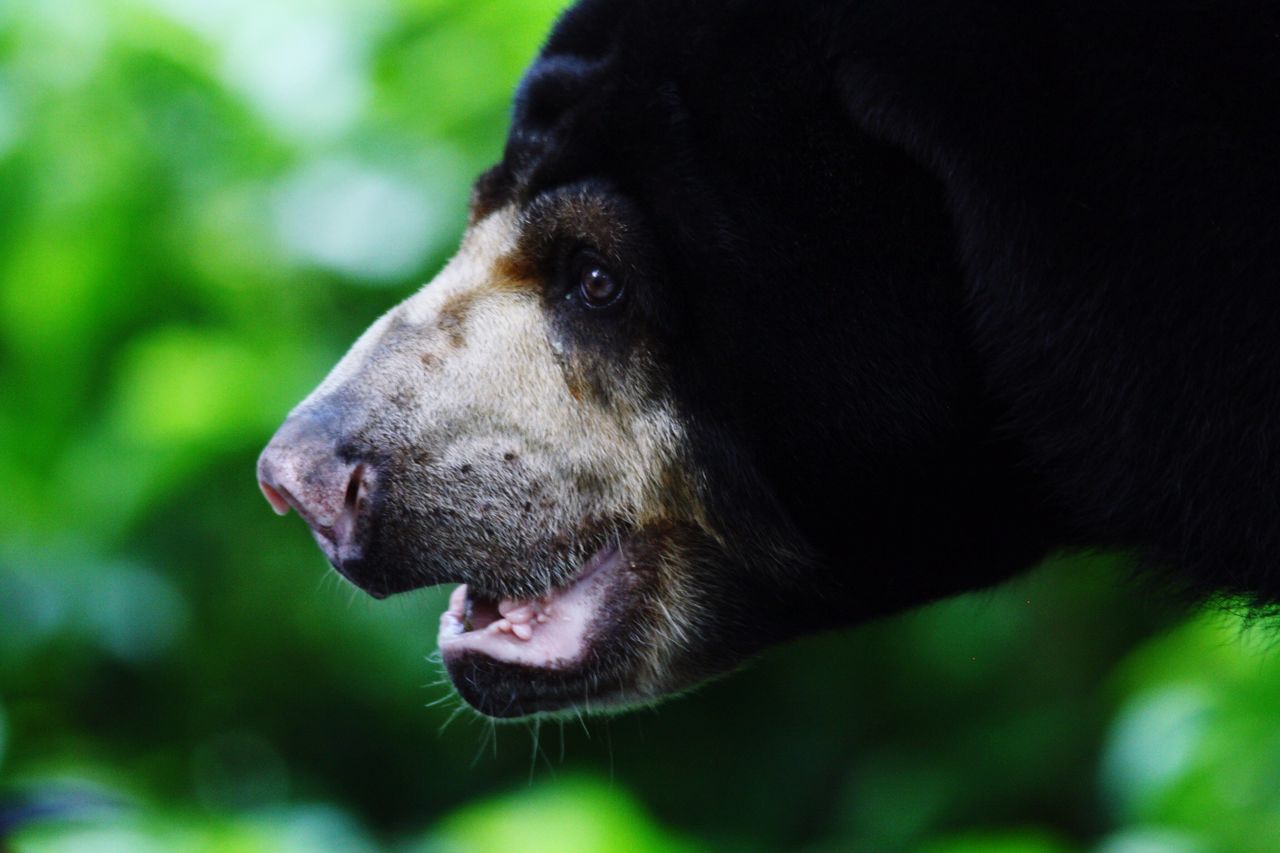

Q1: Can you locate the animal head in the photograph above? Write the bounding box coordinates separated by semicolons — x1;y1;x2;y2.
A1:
258;0;1049;717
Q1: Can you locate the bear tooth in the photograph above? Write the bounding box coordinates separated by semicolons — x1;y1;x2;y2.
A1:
504;605;535;624
512;622;533;640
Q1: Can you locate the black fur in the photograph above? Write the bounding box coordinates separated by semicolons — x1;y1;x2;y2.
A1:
491;0;1280;620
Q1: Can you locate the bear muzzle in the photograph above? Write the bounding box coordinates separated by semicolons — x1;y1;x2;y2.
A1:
257;411;406;598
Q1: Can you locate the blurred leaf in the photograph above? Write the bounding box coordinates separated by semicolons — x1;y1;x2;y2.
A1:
920;829;1073;853
1094;827;1208;853
419;776;698;853
111;326;264;450
1100;685;1212;822
0;548;188;666
1100;613;1280;847
11;802;374;852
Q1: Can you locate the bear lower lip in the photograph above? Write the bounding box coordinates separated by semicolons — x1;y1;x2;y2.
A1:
437;542;624;669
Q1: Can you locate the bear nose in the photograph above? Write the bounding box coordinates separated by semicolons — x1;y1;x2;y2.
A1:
257;412;374;570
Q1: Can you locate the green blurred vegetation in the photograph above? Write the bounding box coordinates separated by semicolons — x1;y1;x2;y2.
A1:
1;1;1278;850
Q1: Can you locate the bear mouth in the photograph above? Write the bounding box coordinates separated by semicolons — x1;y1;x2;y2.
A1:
437;540;626;670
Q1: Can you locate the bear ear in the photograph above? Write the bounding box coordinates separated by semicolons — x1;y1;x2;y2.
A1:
540;0;624;61
507;53;612;174
504;0;631;178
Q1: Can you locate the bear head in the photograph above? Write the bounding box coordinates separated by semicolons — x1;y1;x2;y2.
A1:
257;0;1055;718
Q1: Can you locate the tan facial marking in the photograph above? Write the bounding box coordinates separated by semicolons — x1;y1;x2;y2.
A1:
294;203;716;685
312;204;693;513
436;290;475;349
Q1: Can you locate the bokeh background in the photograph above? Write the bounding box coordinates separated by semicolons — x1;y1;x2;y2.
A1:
3;1;1280;850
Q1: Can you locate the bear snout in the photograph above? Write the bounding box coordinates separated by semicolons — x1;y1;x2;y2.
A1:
257;412;384;596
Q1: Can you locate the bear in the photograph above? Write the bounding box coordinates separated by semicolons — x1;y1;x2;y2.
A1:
257;0;1280;718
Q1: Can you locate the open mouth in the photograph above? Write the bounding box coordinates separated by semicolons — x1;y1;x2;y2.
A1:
438;541;625;669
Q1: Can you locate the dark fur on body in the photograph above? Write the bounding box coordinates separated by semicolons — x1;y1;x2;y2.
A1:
504;0;1280;610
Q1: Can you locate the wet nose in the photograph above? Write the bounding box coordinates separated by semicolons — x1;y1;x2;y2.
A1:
257;411;373;571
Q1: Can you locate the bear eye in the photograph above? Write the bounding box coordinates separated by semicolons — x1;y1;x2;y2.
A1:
574;258;622;308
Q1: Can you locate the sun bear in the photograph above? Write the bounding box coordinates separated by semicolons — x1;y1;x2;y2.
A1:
258;0;1280;717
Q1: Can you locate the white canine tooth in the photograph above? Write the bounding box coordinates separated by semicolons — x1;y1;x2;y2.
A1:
493;619;512;633
512;622;533;640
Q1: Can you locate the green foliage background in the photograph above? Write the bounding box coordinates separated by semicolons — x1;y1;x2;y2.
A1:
2;1;1279;850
